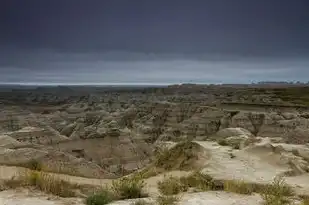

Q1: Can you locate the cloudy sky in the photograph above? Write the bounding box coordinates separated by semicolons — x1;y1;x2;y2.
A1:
1;0;309;85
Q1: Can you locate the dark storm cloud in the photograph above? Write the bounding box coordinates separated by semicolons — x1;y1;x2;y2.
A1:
1;0;309;84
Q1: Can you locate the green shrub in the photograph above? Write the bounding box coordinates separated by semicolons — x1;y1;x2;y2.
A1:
261;177;294;205
86;189;114;205
111;176;147;200
157;175;188;195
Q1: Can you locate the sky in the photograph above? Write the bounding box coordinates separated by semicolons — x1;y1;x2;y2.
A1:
1;0;309;85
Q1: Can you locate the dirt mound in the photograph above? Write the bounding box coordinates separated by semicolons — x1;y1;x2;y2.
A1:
244;143;284;155
244;143;309;176
215;128;259;149
153;141;210;171
0;147;115;178
8;126;69;145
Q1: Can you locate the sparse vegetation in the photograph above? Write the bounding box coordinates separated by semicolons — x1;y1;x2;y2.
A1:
3;170;77;197
111;176;147;200
85;176;147;204
157;175;188;195
261;177;294;205
224;179;254;195
180;171;217;191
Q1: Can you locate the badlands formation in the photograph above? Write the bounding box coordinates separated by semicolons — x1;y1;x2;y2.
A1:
1;84;309;204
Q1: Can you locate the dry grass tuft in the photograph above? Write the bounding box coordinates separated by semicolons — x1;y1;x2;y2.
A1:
157;175;188;195
223;179;254;195
180;171;217;191
21;170;77;197
261;177;294;205
2;169;77;197
110;175;147;200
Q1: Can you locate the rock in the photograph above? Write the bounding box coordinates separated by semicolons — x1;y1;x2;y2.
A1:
281;112;298;120
60;123;76;137
215;127;253;139
225;135;250;149
0;135;24;148
230;112;255;133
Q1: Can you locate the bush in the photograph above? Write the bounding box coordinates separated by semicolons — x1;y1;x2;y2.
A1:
261;177;294;205
180;171;215;191
156;195;178;205
157;175;188;195
85;189;114;205
111;176;147;200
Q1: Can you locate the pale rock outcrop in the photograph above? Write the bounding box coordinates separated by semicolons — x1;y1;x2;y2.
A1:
60;123;76;137
0;135;24;148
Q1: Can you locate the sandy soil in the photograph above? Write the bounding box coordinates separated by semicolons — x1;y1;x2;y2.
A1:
110;192;264;205
0;189;265;205
0;189;83;205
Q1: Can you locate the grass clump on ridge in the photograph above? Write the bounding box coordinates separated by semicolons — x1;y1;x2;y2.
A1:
154;141;204;171
132;141;207;180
